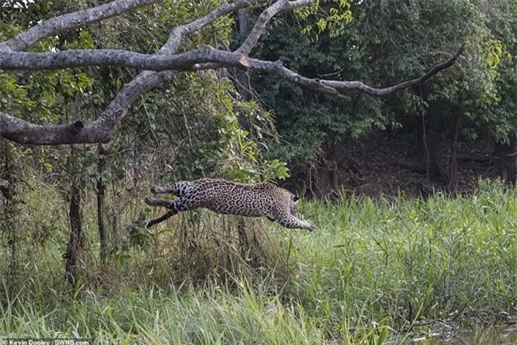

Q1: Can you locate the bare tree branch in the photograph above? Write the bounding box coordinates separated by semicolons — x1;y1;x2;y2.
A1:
0;44;464;97
0;70;174;145
0;112;85;144
193;44;465;100
0;47;248;71
321;44;467;96
0;0;160;52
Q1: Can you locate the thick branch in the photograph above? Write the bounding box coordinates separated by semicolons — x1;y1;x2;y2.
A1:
0;43;466;86
0;0;160;52
0;47;251;71
0;44;461;101
0;112;85;144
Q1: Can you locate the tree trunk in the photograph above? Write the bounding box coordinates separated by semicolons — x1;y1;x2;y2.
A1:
417;113;445;181
1;140;19;300
447;114;461;193
97;144;107;264
494;136;517;185
310;141;341;201
236;217;249;256
237;8;249;34
398;113;448;183
64;178;84;285
235;7;252;131
63;148;86;286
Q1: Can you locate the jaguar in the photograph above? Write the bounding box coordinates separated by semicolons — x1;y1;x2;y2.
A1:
145;178;315;231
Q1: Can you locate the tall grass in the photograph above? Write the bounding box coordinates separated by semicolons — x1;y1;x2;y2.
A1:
2;180;517;344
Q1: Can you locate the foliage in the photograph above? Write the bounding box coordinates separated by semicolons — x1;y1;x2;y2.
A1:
364;0;504;144
251;0;517;168
252;3;388;162
295;0;353;37
129;70;289;183
472;0;517;143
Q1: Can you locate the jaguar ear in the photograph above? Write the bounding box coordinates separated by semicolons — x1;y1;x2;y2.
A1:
293;194;300;202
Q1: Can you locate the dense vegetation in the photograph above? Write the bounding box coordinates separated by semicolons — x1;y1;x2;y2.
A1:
250;0;517;197
1;0;517;344
2;182;517;344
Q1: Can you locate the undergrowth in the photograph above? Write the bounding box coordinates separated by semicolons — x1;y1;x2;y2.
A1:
2;180;517;344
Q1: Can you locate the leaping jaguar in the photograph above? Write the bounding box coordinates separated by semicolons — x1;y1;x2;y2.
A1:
145;178;315;231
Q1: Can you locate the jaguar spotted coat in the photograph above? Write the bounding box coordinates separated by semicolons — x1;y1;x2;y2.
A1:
145;178;315;231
